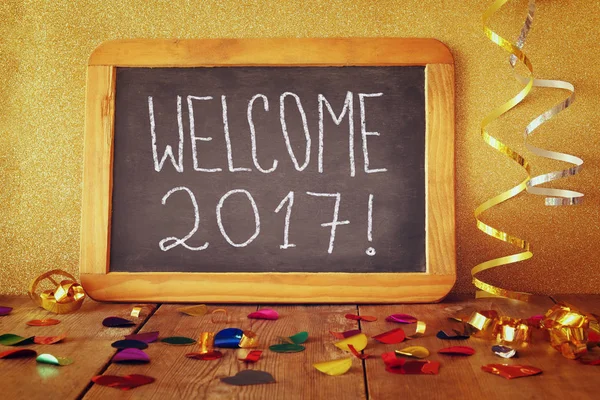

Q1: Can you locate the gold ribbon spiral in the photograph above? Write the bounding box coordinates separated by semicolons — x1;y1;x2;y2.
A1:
28;269;86;314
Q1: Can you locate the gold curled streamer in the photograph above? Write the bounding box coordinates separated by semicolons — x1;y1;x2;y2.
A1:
510;1;584;206
473;0;535;301
28;269;86;314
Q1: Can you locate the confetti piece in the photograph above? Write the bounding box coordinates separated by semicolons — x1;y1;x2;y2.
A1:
248;309;279;320
579;355;600;365
178;304;208;317
26;319;61;327
330;329;361;339
395;346;430;359
130;305;151;318
588;330;600;343
381;352;439;375
238;350;262;363
385;314;418;324
313;357;353;376
345;314;377;322
0;307;12;316
492;345;517;359
436;330;469;340
0;349;37;359
92;374;155;391
221;370;275;386
348;344;370;359
239;330;259;348
36;353;73;366
373;328;406;344
0;334;35;346
334;333;368;352
406;321;427;340
211;308;228;323
214;328;243;348
186;351;223;360
125;331;159;343
102;317;135;328
160;336;197;346
111;339;148;350
288;331;308;344
34;333;67;345
112;348;150;364
269;343;305;353
481;364;542;379
438;346;475;356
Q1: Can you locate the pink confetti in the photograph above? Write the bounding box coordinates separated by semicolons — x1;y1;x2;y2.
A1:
248;309;279;320
385;314;418;324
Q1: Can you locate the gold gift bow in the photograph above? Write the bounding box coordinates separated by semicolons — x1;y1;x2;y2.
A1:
467;310;533;344
28;269;85;314
473;0;535;301
510;0;584;206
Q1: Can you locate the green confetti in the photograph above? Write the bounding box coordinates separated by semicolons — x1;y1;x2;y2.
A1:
269;344;305;353
160;336;197;346
288;331;308;344
36;353;73;366
0;334;35;346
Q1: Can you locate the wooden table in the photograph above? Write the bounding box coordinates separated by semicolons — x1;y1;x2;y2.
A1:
1;295;598;399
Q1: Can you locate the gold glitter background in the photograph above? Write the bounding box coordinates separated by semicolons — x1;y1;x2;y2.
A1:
1;0;599;296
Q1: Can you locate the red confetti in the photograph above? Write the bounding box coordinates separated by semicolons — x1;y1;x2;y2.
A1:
0;349;37;359
186;351;224;360
348;344;370;360
34;333;67;345
239;350;262;363
481;364;542;379
588;331;600;343
381;352;439;374
579;355;600;365
345;314;377;322
329;329;361;339
26;319;61;327
373;328;406;344
92;374;155;391
438;346;475;356
248;309;279;320
385;314;418;324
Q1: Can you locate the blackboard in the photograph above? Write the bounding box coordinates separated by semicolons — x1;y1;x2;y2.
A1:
80;38;455;303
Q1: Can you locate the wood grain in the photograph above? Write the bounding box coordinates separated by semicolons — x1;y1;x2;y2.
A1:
88;38;453;67
0;296;154;400
80;38;456;304
359;295;600;400
84;305;365;399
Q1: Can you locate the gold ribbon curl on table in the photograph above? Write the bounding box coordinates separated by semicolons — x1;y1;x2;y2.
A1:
466;310;534;345
510;0;584;206
542;303;599;359
28;269;86;314
473;0;535;301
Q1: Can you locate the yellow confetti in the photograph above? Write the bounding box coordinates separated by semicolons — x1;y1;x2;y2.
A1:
395;346;430;359
313;358;353;376
177;304;208;317
334;333;368;352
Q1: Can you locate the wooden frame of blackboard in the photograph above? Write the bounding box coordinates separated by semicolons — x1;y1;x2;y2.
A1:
81;38;455;303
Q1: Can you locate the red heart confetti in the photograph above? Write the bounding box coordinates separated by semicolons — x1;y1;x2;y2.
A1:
102;317;135;328
238;350;262;363
0;349;37;359
125;331;159;343
0;307;13;316
26;319;61;327
112;348;150;364
248;309;279;320
34;333;67;345
373;328;406;344
481;364;542;379
438;346;475;356
329;329;362;340
385;314;418;324
92;374;155;391
345;314;377;322
381;352;439;375
186;351;224;360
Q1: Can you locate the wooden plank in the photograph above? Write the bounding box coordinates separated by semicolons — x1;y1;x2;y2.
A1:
0;295;154;400
80;65;115;278
84;305;365;400
88;38;453;67
358;295;600;400
425;63;455;281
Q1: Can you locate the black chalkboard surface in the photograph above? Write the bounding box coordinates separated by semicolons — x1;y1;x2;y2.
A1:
110;66;426;273
80;38;455;303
